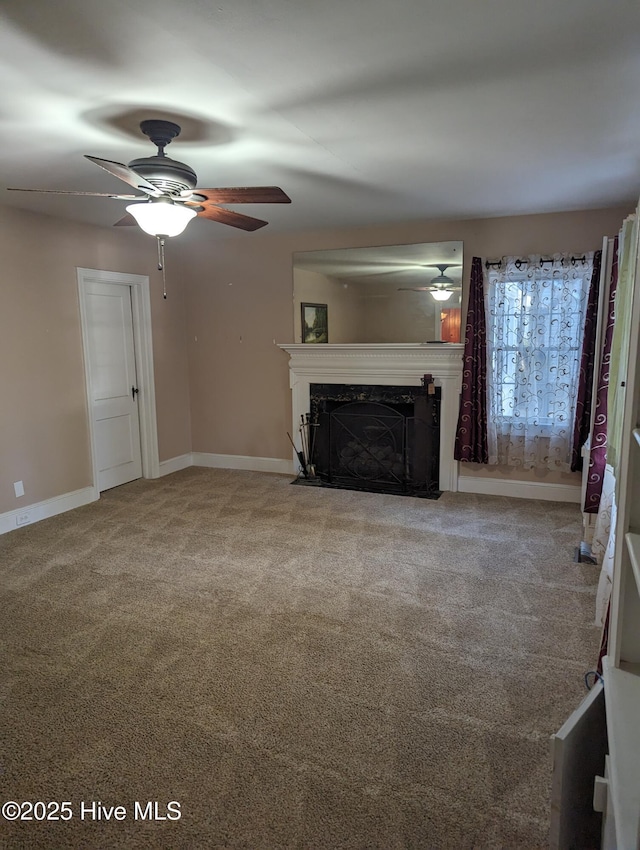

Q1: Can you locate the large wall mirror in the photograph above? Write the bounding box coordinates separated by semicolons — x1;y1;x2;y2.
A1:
293;241;463;344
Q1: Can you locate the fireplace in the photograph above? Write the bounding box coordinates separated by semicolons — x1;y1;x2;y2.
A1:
279;343;464;492
310;383;440;497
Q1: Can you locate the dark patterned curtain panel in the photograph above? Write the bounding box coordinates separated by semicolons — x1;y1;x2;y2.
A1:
584;239;619;513
570;249;603;471
454;257;488;463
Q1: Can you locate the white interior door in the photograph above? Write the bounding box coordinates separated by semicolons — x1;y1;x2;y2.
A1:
84;280;143;491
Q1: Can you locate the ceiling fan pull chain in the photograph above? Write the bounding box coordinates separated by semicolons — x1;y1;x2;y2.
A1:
157;235;167;299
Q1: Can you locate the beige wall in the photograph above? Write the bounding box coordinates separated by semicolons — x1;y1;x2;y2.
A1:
0;205;191;515
1;202;632;518
183;204;632;485
293;268;366;343
358;276;443;343
182;237;293;458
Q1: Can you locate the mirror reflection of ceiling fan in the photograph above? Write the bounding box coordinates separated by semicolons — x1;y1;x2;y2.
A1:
398;264;462;301
7;119;291;238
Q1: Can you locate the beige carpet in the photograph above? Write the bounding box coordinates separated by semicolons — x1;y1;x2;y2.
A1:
0;467;599;849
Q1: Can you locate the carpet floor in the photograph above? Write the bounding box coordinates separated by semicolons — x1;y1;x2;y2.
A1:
0;467;599;849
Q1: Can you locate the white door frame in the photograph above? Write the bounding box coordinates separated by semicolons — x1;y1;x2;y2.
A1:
77;268;160;491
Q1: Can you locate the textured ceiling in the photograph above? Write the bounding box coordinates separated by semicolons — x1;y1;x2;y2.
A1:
1;0;639;240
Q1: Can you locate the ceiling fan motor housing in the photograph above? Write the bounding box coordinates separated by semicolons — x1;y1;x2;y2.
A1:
127;154;198;196
8;117;288;233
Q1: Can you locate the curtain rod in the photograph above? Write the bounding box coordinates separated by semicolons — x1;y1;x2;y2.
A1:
485;255;587;269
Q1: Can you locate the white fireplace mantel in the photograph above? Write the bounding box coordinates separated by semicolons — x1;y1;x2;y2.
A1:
279;343;464;492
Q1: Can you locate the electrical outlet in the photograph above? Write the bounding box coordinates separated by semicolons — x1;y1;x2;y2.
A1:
15;512;31;527
13;480;24;498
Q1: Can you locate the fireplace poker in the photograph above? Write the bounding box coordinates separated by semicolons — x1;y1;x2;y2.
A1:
303;416;318;478
300;415;312;473
302;413;318;479
308;414;319;472
300;413;316;478
299;415;307;461
287;431;309;478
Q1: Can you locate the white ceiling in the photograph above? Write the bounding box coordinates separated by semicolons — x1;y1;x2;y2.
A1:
1;0;639;240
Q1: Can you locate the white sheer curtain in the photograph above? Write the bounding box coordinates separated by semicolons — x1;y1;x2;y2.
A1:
485;254;595;470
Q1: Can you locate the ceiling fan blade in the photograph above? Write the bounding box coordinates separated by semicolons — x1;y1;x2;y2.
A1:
398;286;434;292
189;186;291;204
6;187;140;199
85;155;163;197
113;213;138;227
196;205;268;231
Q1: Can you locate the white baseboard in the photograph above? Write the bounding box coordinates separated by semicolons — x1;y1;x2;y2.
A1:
0;467;578;536
457;474;581;503
0;485;99;535
0;454;294;535
191;452;294;475
158;452;295;477
158;453;194;476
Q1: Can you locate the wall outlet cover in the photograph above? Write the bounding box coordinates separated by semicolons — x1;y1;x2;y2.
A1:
15;512;31;527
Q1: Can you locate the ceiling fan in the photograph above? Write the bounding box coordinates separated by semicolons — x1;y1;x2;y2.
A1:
7;119;291;237
398;264;462;301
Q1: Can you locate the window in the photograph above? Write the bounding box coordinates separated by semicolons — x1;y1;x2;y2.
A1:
485;256;593;470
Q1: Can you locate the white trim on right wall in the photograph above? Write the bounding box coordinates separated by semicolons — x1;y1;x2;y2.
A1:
457;474;581;503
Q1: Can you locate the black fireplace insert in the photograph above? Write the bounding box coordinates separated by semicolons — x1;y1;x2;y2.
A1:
305;383;441;498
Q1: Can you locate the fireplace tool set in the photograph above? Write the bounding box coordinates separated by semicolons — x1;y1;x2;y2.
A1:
287;414;318;480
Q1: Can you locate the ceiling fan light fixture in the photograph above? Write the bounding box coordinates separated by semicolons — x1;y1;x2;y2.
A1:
126;198;197;237
431;289;453;301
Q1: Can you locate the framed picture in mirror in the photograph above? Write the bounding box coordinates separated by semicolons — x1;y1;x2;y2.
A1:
301;303;328;344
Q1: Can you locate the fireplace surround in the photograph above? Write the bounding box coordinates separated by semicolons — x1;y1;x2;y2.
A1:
309;383;441;497
279;343;464;492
